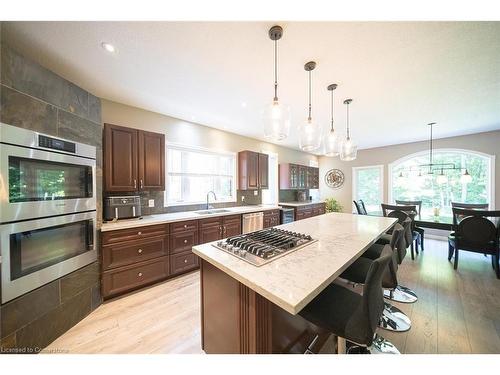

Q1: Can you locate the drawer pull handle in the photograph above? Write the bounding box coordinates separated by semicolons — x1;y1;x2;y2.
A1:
184;259;188;263
138;249;143;254
184;239;188;244
138;272;143;277
138;231;142;235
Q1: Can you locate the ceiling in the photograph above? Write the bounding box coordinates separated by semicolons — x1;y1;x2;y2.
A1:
3;21;500;153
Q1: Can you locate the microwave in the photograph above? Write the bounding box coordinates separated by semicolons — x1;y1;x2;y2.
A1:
0;123;97;223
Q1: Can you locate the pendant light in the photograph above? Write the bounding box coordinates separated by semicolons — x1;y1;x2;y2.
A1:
460;169;472;184
298;61;322;152
263;25;291;141
340;98;357;161
324;84;340;157
436;169;448;184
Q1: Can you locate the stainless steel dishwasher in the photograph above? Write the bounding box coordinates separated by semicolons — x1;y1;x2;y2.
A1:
242;212;264;234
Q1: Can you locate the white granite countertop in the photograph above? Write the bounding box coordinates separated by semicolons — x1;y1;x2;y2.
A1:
279;201;324;207
192;212;397;315
101;205;280;232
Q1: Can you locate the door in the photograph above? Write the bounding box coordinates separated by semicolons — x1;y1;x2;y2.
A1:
298;166;307;189
199;218;222;244
138;130;165;190
223;215;242;237
258;153;269;189
104;124;138;192
289;164;298;189
246;151;259;189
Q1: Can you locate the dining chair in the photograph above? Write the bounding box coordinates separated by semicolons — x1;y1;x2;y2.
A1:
448;207;500;278
381;204;421;255
353;200;368;215
395;200;425;251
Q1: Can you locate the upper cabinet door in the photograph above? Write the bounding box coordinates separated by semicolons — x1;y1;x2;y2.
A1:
104;123;138;192
238;150;259;190
258;153;269;189
138;130;165;191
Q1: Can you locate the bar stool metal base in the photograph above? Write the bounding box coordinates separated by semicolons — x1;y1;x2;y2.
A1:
379;302;411;332
370;334;401;354
384;285;418;304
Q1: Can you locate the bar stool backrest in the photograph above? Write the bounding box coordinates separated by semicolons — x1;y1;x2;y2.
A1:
402;217;413;250
383;224;404;288
451;202;489;209
452;208;500;251
358;245;393;344
353;200;368;215
395;200;422;216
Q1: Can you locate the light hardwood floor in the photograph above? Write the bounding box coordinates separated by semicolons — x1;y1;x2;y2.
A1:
44;239;500;354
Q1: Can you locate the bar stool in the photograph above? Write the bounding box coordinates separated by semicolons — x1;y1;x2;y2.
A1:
299;245;399;354
396;199;425;251
340;224;411;332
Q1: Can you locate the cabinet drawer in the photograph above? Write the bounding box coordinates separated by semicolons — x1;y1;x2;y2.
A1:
102;224;169;245
263;209;280;218
102;256;169;298
170;251;199;275
102;235;168;270
223;214;241;225
170;230;198;254
170;220;199;234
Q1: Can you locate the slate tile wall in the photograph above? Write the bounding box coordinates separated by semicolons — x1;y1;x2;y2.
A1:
0;39;103;353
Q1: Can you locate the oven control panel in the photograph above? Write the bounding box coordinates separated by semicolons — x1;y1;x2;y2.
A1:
39;135;76;153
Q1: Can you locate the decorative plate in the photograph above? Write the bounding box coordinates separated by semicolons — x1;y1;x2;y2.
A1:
325;169;345;189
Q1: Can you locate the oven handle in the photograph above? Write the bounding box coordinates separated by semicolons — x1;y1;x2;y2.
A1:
88;219;95;250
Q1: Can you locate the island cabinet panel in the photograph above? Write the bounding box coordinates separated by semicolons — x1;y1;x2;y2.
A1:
263;209;280;228
238;150;269;190
104;123;165;192
138;130;165;190
102;256;170;298
200;260;329;354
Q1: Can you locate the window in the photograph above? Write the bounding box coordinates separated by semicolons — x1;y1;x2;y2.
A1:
389;149;494;218
352;165;384;214
261;151;278;205
165;144;236;206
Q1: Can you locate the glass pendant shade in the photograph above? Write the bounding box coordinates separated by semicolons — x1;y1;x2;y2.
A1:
299;118;322;152
436;171;448;184
460;169;472;184
263;100;291;141
340;137;358;161
324;129;340;156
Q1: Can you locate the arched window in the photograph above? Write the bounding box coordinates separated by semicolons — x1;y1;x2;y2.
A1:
389;149;494;218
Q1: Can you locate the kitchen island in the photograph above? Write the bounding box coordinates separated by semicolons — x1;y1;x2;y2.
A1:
192;212;397;354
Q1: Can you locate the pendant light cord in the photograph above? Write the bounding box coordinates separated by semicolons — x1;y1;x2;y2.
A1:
346;101;350;140
308;71;312;121
273;39;278;101
330;89;334;131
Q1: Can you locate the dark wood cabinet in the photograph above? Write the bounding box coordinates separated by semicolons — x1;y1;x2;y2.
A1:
138;130;165;190
238;150;269;190
258;153;269;189
223;215;242;237
104;123;165;192
104;123;138;191
199;215;242;242
280;203;326;222
263;209;280;228
279;163;319;190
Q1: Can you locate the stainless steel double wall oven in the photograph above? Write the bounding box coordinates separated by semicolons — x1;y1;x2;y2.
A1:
0;123;97;303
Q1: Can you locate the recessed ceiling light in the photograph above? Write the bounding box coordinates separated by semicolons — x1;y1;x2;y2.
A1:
101;42;116;53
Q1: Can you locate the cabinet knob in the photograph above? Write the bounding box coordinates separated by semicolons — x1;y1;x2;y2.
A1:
138;272;143;277
184;239;188;244
184;259;188;263
138;231;142;235
138;249;143;254
184;224;188;228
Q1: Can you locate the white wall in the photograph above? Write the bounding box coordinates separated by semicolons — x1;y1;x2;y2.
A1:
320;130;500;212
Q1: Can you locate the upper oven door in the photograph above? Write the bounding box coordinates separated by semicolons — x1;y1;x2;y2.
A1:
0;143;96;223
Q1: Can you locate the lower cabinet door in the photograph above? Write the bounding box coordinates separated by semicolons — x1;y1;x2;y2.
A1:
170;251;199;275
102;256;169;298
170;230;198;254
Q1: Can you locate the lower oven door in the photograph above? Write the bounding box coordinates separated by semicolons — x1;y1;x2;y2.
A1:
1;211;97;303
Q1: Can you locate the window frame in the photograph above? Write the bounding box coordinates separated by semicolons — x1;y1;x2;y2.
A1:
164;142;237;207
388;148;495;209
352;164;385;213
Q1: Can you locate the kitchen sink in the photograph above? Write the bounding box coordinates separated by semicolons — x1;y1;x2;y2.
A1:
195;209;231;215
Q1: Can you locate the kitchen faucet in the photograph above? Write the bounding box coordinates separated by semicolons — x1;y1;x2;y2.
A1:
206;191;217;210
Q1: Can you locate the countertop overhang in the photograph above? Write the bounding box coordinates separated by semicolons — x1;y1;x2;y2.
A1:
192;212;397;315
101;205;280;232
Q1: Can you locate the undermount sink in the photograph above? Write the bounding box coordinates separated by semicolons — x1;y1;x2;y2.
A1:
195;209;231;215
